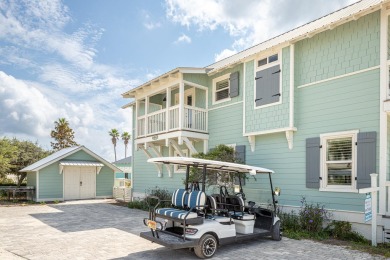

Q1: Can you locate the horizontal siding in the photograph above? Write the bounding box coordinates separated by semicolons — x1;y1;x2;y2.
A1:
39;163;63;199
96;167;114;196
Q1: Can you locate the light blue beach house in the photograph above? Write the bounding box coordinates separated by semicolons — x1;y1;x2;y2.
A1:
122;0;390;241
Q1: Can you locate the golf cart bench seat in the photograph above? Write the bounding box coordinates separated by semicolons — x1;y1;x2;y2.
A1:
155;189;206;224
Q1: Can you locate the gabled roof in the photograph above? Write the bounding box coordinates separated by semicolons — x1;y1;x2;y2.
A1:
20;146;122;173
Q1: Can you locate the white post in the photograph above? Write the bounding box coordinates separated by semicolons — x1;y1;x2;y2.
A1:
166;87;171;131
179;77;184;130
145;96;149;135
371;173;378;246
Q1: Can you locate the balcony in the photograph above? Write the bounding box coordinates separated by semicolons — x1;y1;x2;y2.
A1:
137;105;207;137
134;83;208;145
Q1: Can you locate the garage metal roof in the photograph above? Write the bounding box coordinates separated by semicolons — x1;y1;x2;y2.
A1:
59;161;104;167
20;146;122;173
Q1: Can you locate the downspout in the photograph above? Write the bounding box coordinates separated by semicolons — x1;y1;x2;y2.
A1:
379;7;388;215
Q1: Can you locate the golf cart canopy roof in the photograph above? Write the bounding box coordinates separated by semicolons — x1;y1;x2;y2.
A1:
147;157;274;175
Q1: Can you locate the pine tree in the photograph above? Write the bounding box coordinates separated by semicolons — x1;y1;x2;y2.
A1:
50;118;78;151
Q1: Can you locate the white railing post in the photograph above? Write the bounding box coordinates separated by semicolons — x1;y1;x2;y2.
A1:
166;87;170;133
145;96;149;135
179;80;184;130
371;173;378;246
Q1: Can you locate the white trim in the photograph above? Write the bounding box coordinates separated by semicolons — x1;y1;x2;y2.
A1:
212;74;231;105
182;80;208;91
289;44;295;129
297;66;380;89
254;51;283;110
379;7;389;214
174;88;195;106
135;130;209;145
174;149;190;173
207;101;243;111
320;130;359;192
255;52;280;71
243;127;297;137
36;170;39;201
243;62;246;135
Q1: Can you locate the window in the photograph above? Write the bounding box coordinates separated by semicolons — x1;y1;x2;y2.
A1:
320;131;357;192
215;79;229;101
257;53;278;68
255;52;281;108
212;74;231;104
306;131;376;192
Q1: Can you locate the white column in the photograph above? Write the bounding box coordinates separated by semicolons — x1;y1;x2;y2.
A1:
179;77;185;130
166;87;171;131
145;96;149;135
379;8;388;214
371;173;378;246
289;44;295;129
135;100;139;138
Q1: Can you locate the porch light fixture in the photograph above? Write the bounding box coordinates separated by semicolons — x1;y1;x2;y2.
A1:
162;96;167;102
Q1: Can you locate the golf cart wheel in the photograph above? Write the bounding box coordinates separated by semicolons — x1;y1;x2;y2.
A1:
271;221;282;241
194;234;217;259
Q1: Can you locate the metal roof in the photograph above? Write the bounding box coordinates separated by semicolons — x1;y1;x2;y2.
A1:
121;0;387;97
206;0;386;73
59;161;104;167
20;146;122;173
113;156;132;164
147;157;274;174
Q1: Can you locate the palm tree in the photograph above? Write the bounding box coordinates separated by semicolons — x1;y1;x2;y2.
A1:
121;132;131;158
109;129;120;161
50;118;78;151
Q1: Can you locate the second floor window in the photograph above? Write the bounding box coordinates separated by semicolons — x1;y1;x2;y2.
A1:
215;78;229;102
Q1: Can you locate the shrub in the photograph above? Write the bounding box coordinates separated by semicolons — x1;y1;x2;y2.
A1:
299;197;330;233
325;220;366;242
128;186;172;211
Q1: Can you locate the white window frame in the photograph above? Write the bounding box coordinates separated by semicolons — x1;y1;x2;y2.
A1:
212;74;231;105
254;51;282;110
174;149;189;173
319;130;359;193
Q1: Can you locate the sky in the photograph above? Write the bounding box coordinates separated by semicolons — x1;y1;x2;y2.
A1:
0;0;357;162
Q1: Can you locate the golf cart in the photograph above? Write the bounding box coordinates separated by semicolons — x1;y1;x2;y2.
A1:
140;157;281;259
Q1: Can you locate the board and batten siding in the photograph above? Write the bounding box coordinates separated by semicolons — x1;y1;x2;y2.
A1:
39;162;63;199
96;166;114;197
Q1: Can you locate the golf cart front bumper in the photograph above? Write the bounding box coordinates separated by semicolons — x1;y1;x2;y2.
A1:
140;231;198;249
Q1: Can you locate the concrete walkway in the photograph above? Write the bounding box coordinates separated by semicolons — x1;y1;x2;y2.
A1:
0;199;384;259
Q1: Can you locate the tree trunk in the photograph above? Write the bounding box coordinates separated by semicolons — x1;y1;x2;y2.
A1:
17;173;27;187
114;145;117;161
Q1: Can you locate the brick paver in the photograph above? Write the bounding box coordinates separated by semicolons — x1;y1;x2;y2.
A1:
0;199;384;259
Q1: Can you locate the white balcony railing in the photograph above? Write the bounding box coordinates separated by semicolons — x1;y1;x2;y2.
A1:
147;110;166;135
137;106;207;138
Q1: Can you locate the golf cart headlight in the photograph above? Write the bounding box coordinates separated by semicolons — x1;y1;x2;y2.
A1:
185;228;198;235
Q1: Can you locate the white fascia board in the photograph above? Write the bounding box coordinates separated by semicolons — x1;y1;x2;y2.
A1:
79;147;123;173
206;0;385;73
28;147;83;172
122;67;207;98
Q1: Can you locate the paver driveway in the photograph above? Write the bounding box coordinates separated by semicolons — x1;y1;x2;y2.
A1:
0;199;384;259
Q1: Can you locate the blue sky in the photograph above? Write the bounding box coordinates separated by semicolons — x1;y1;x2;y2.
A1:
0;0;356;161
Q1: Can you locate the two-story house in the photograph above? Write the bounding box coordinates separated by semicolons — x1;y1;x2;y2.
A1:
122;0;390;241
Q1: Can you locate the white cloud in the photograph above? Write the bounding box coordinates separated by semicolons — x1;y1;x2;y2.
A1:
142;10;162;30
165;0;359;61
175;33;192;44
214;48;237;62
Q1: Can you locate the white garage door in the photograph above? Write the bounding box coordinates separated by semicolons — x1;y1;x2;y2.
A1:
64;166;96;200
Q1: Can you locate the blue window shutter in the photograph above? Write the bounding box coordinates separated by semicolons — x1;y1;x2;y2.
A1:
255;65;280;106
356;132;377;189
235;145;246;164
235;145;246;185
229;71;239;98
306;137;321;188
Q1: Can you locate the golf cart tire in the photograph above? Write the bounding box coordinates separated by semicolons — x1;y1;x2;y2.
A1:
271;221;282;241
194;234;218;259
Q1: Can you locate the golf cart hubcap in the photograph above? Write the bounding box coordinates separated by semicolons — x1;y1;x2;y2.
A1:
203;238;216;256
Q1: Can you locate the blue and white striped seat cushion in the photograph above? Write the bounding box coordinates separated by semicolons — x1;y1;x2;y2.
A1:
156;208;198;219
171;189;188;207
187;191;206;209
